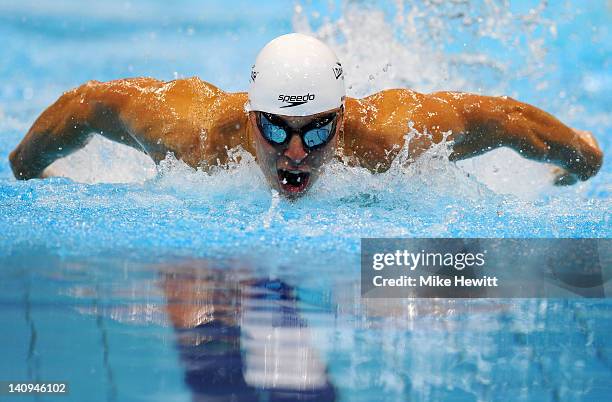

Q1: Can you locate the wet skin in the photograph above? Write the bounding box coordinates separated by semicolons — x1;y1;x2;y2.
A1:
9;77;604;197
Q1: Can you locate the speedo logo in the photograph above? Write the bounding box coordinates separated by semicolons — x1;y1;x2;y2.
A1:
278;93;315;108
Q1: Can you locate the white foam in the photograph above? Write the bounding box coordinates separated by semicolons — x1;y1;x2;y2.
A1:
45;136;156;183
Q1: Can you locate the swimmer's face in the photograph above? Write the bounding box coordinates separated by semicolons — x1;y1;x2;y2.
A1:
249;108;342;198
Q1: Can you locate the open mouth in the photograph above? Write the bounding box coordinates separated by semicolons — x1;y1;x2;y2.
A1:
277;169;310;194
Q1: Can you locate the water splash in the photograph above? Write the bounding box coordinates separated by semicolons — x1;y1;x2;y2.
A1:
293;0;558;97
45;136;156;183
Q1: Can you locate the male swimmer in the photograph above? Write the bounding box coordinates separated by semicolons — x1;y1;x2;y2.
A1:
9;33;603;198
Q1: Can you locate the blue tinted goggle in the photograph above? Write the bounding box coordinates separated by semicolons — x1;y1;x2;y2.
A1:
256;109;340;150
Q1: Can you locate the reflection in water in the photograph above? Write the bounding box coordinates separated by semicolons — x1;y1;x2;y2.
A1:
162;265;336;401
6;252;608;401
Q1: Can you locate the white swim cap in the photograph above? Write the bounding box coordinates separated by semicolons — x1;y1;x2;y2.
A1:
248;33;345;116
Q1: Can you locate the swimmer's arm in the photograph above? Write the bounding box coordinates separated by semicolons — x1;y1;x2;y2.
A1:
431;92;603;184
9;77;248;180
9;78;159;180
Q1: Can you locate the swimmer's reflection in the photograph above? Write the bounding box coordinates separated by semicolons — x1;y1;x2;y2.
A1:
161;266;335;401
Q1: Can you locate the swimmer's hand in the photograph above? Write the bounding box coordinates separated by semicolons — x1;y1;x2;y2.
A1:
551;129;602;186
570;128;603;180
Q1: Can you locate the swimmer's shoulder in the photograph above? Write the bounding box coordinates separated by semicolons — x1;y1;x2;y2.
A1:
345;88;464;137
161;77;248;105
344;89;425;138
342;89;463;170
342;89;423;170
344;89;426;134
168;78;249;160
96;76;247;122
84;76;248;151
81;76;242;106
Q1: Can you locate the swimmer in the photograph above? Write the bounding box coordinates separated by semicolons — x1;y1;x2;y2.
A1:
9;33;603;197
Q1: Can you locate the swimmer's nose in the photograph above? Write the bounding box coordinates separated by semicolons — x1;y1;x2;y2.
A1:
284;134;308;164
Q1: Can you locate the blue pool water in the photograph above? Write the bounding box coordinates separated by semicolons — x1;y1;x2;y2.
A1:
0;1;610;401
